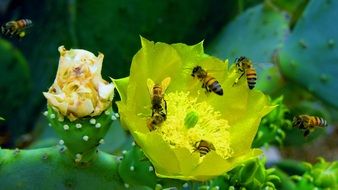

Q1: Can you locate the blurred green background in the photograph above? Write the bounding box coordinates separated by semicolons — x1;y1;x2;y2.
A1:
0;0;337;163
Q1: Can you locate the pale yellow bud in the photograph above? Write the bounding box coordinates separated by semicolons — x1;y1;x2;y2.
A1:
43;46;114;121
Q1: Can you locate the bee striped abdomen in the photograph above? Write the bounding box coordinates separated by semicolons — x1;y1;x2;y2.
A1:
194;140;215;157
197;146;210;156
17;19;32;28
205;77;223;95
311;116;327;127
246;68;257;89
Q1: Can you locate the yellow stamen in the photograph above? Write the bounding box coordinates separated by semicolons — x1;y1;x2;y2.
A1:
154;91;233;159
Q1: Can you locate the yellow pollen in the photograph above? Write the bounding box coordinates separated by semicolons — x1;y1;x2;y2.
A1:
155;91;233;159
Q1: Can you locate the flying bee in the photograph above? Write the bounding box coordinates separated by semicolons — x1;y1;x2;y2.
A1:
191;66;223;95
1;19;32;38
293;115;328;137
233;56;257;90
193;140;215;157
146;77;171;131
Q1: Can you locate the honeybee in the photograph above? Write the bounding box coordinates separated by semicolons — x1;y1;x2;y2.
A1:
191;66;223;95
147;112;167;131
293;115;328;137
233;56;257;89
193;140;215;157
146;77;171;131
1;19;32;38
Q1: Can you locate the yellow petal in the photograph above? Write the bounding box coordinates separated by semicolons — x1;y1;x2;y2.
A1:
133;132;180;174
192;149;262;180
229;91;275;155
43;92;68;115
113;77;129;103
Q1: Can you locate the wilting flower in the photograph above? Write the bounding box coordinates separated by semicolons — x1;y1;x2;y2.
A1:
114;37;274;181
43;46;114;121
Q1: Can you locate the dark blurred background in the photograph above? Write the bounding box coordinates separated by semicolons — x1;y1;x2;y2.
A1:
0;0;252;147
0;0;337;162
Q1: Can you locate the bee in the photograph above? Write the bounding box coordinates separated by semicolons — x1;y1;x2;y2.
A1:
193;140;215;157
191;66;223;95
293;115;328;137
147;111;167;131
146;77;171;131
233;56;257;89
1;19;32;38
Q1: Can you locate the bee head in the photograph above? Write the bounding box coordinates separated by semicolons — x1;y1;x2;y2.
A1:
191;66;202;76
235;56;246;63
292;116;304;129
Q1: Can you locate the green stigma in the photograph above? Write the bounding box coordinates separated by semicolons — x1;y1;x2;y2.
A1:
184;111;199;129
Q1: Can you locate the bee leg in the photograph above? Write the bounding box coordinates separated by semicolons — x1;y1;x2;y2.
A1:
232;79;238;86
4;29;10;35
238;71;245;80
233;72;245;86
10;26;17;36
303;129;310;137
163;99;167;115
201;83;209;94
204;88;210;95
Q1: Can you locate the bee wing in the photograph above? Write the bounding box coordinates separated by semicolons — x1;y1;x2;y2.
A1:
161;77;171;93
254;62;274;76
147;78;155;97
209;142;216;151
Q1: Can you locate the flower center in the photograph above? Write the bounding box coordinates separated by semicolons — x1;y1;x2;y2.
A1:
154;91;233;159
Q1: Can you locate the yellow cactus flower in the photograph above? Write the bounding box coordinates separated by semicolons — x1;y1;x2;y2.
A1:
43;46;114;121
114;37;274;181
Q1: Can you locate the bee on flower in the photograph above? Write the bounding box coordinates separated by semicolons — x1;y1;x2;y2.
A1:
147;77;171;131
193;140;215;156
191;66;223;95
233;56;257;90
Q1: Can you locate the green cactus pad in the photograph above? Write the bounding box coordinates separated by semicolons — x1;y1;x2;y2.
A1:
278;0;338;108
0;38;31;138
118;144;157;188
207;3;289;63
0;147;126;189
45;106;116;162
